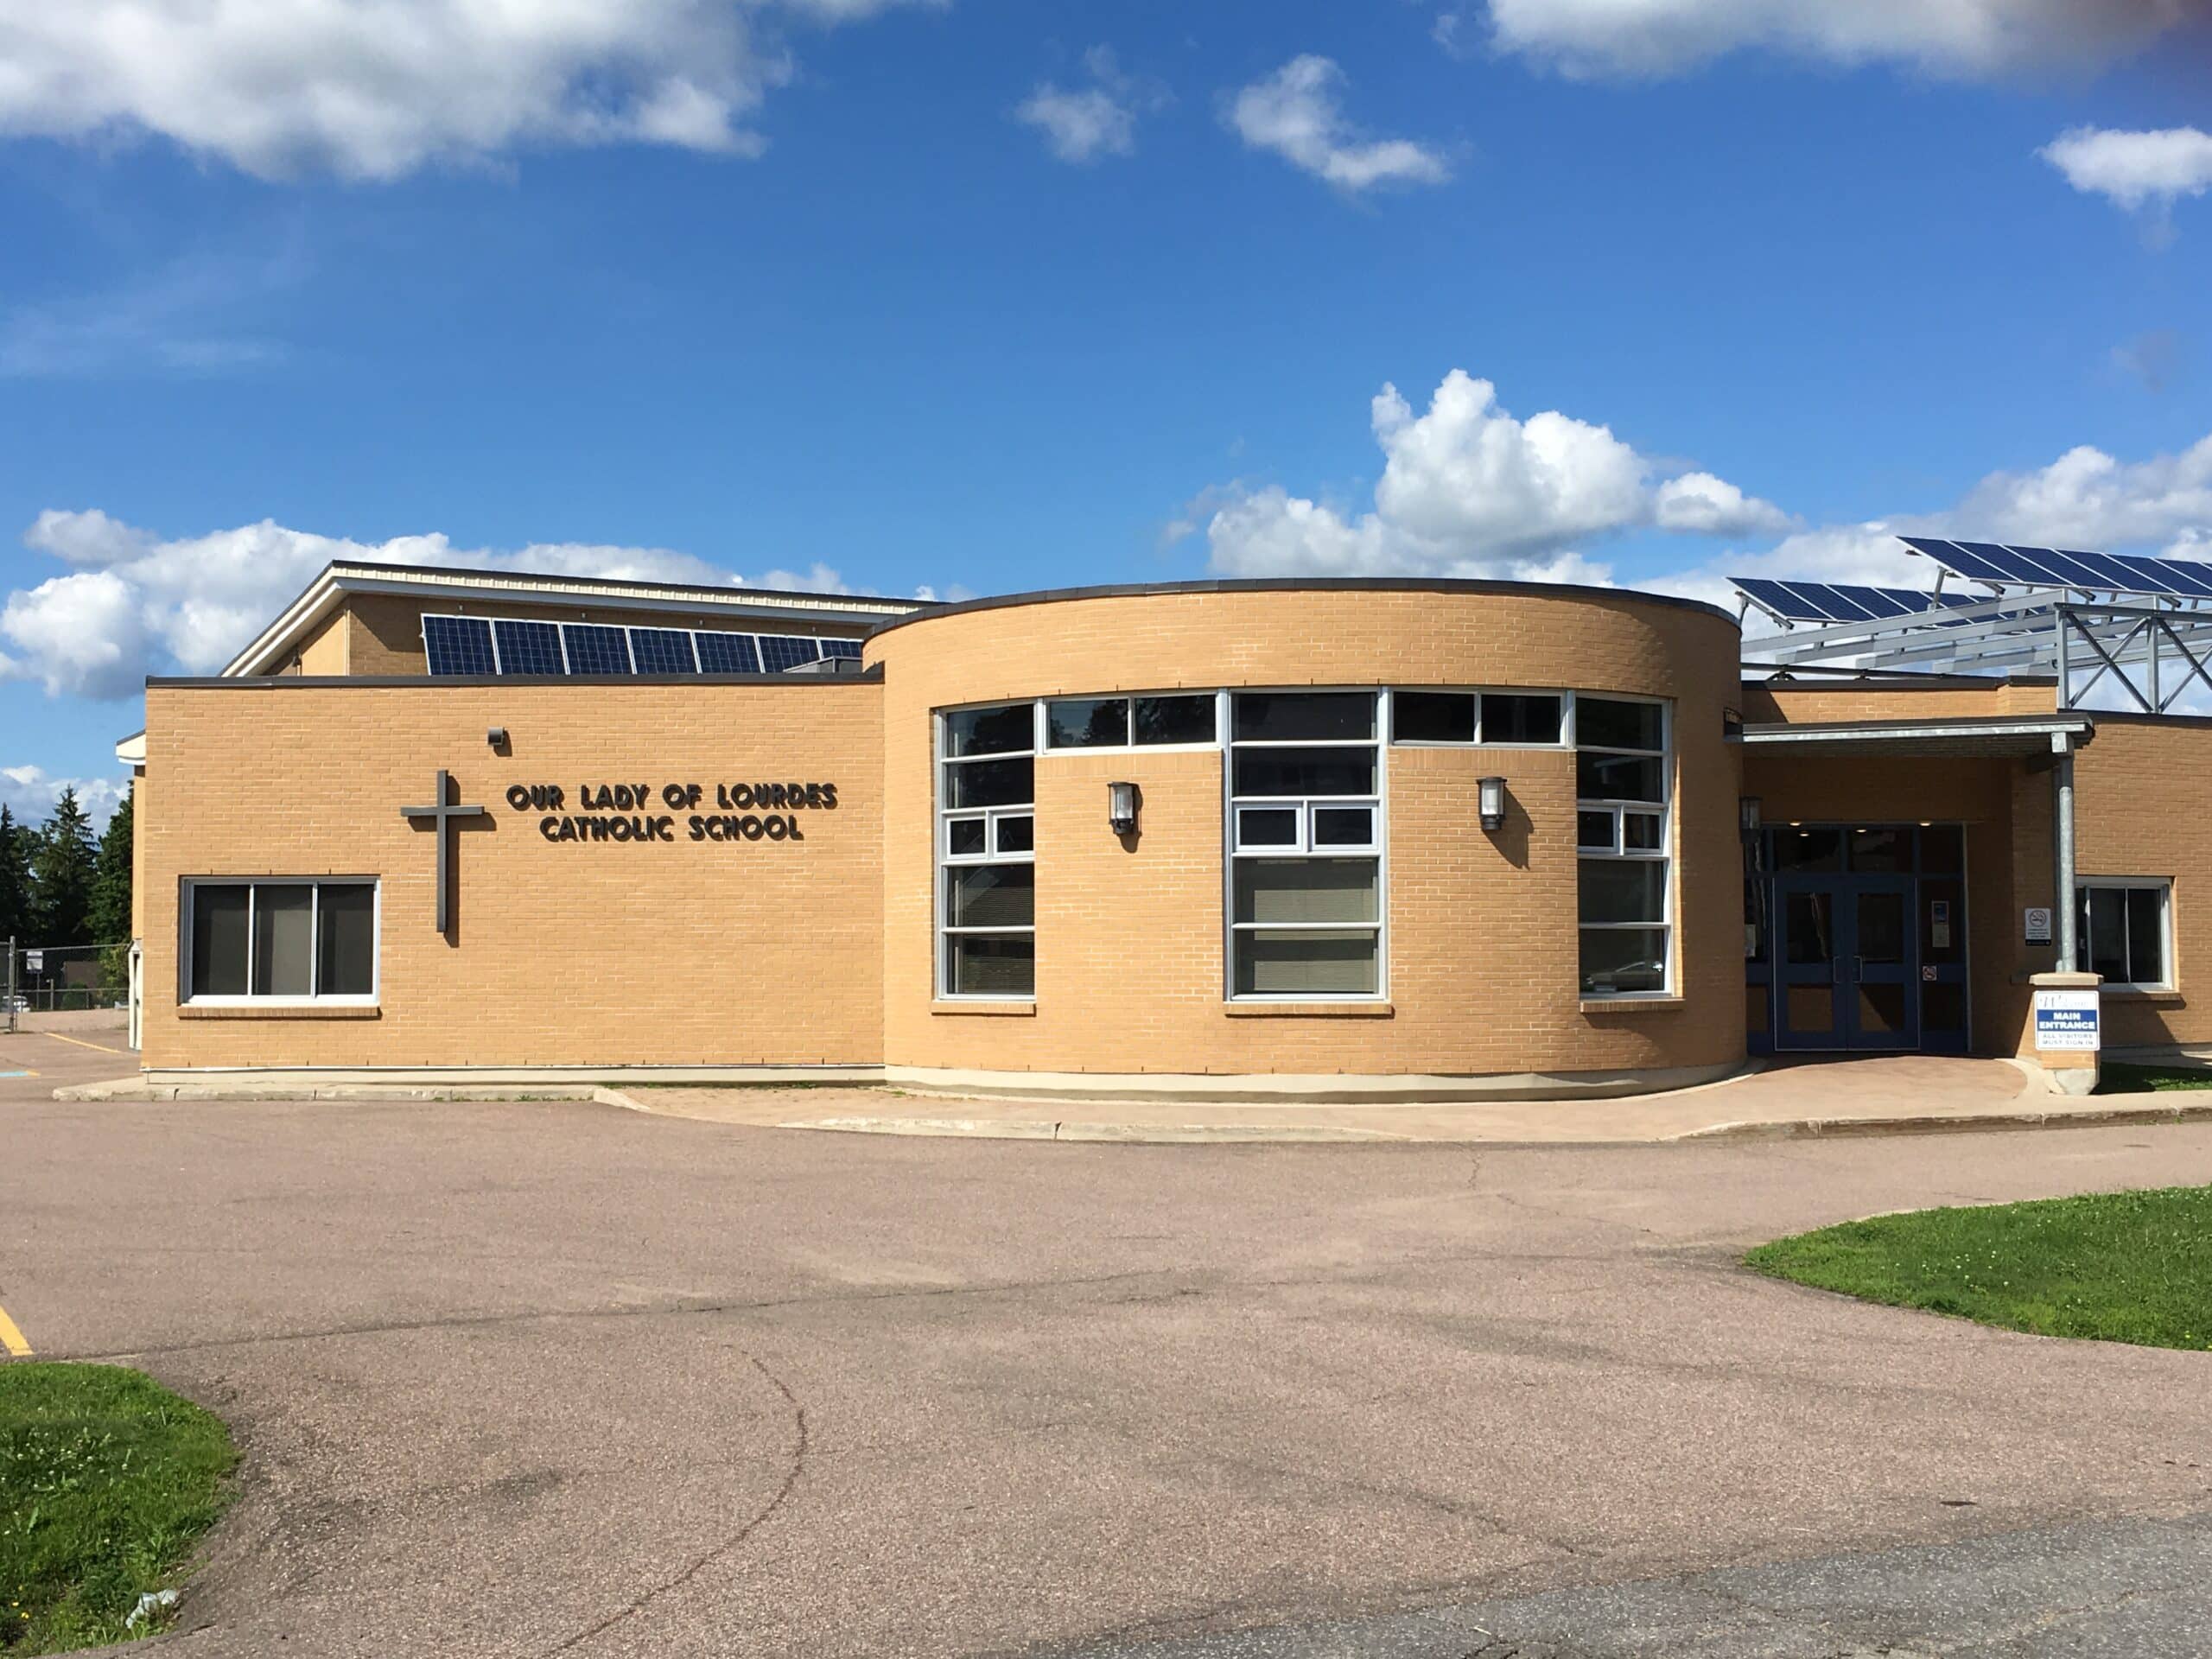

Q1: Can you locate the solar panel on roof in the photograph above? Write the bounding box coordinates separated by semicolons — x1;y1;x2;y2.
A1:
1730;579;1961;626
423;615;496;676
759;635;823;672
628;628;697;674
2053;549;2140;591
694;632;762;674
562;624;632;675
1902;537;2012;583
1731;577;1827;620
493;619;564;676
820;639;863;660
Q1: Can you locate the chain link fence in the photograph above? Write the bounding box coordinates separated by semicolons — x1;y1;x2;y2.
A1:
3;939;132;1031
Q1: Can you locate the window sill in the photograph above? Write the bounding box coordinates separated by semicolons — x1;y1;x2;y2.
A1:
179;1003;382;1020
2105;987;2183;1004
1224;1001;1395;1018
931;1001;1037;1017
1580;995;1684;1013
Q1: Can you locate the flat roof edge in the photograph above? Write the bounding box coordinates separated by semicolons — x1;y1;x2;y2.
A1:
148;667;885;690
865;577;1739;638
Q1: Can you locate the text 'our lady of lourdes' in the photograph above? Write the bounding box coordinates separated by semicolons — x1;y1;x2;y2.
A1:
509;780;840;846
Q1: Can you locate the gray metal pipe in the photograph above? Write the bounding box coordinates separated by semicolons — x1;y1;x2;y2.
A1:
2055;745;2077;969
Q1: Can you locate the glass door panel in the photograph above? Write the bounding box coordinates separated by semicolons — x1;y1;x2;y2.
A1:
1845;881;1918;1051
1776;880;1844;1049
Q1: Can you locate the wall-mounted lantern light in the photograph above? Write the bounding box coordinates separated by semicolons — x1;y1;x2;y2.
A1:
486;728;510;751
1739;795;1762;833
1478;775;1507;833
1108;780;1141;836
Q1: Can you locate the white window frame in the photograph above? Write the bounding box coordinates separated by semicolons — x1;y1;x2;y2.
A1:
1224;688;1389;1003
1387;687;1570;750
1039;692;1224;753
2075;876;2175;991
1573;691;1675;1000
179;877;382;1007
935;702;1037;1001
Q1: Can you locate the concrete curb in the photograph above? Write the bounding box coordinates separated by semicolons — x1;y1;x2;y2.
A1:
1676;1096;2212;1141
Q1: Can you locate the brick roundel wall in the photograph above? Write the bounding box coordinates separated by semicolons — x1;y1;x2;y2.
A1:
868;582;1747;1082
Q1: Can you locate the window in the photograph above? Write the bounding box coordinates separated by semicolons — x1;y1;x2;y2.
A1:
2076;880;2171;989
1228;692;1382;998
1390;690;1564;747
184;880;378;1003
1577;695;1671;997
938;704;1035;997
1043;694;1219;750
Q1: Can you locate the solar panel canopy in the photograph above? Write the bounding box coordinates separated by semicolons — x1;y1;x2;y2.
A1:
421;615;865;677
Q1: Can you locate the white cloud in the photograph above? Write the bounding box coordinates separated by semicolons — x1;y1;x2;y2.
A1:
1187;371;1785;580
1644;429;2212;619
1225;56;1450;192
1484;0;2193;80
1654;471;1794;536
2040;125;2212;231
1015;48;1159;164
2;512;861;700
0;764;128;827
0;0;933;181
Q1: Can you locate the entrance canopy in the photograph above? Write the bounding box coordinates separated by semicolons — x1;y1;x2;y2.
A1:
1738;712;2094;760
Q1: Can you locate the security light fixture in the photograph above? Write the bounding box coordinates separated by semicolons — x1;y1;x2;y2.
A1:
486;728;509;750
1739;796;1762;833
1478;775;1507;833
1108;780;1141;836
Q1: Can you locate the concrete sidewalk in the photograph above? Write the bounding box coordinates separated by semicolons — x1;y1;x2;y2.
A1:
614;1055;2212;1143
53;1054;2212;1142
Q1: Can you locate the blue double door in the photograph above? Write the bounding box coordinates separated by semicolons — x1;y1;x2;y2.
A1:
1773;874;1918;1052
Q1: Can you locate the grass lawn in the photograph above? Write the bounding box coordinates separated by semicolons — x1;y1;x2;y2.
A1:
1745;1185;2212;1351
1;1363;236;1652
2098;1062;2212;1094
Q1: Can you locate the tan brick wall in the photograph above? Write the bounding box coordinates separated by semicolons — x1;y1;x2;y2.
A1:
868;588;1746;1078
141;680;883;1069
335;594;872;677
2075;715;2212;1049
1743;680;2057;725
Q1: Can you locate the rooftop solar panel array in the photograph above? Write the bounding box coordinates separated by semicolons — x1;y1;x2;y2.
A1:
421;614;864;677
1731;579;1978;626
1901;537;2212;600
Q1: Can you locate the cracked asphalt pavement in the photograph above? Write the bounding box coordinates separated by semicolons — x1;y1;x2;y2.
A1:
1;1058;2209;1656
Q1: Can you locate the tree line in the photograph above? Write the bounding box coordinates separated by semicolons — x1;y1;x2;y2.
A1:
0;786;133;949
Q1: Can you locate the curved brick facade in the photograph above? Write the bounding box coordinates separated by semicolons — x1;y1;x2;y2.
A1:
868;582;1747;1086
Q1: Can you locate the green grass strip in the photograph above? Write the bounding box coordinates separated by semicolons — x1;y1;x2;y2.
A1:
1;1363;236;1652
1745;1185;2212;1352
2097;1062;2212;1094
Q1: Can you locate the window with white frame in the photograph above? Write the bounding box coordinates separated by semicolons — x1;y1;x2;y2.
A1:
1043;694;1218;750
938;703;1036;998
1575;696;1671;997
1227;691;1383;999
1389;690;1564;747
184;880;378;1003
2075;879;2171;989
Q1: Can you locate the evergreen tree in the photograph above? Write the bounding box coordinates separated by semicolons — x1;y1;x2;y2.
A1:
0;805;29;944
90;785;135;945
28;789;97;946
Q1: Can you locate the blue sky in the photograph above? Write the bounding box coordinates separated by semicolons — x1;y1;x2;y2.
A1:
3;0;2210;821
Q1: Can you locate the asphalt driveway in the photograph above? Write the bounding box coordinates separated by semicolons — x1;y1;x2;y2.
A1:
1;1076;2208;1656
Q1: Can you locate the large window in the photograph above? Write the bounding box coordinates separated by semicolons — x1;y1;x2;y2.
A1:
938;703;1036;998
1389;690;1564;747
1576;695;1671;997
1043;694;1218;750
184;880;378;1003
1228;692;1382;999
2076;880;2171;990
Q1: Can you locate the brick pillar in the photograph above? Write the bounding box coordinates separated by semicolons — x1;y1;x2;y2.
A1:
2028;970;2101;1095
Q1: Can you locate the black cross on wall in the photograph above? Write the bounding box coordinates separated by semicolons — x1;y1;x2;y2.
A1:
401;769;490;936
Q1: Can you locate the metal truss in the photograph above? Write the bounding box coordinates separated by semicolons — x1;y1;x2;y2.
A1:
1739;587;2212;713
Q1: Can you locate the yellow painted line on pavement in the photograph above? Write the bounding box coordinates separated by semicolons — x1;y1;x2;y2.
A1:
0;1305;31;1358
41;1032;123;1054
